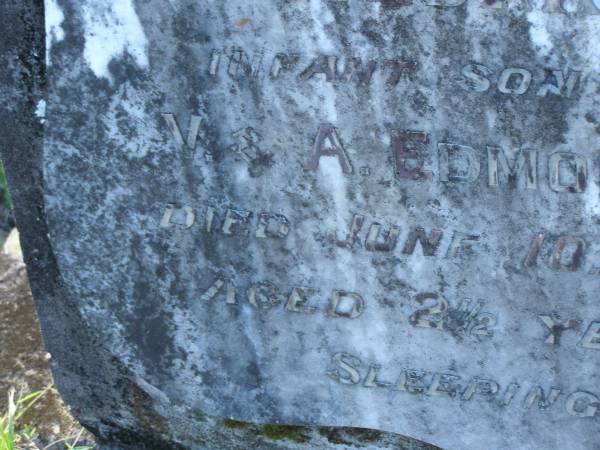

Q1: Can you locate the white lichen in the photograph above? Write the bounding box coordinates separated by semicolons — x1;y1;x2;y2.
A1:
582;16;600;71
318;156;349;233
45;0;65;65
35;99;47;124
81;1;149;80
584;179;600;217
526;6;553;57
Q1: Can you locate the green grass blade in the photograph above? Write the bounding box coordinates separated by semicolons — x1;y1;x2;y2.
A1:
14;386;51;422
6;389;16;450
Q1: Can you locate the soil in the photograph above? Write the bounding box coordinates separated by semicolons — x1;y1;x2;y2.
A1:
0;239;95;448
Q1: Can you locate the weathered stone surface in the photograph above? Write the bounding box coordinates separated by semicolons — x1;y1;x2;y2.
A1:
2;0;600;449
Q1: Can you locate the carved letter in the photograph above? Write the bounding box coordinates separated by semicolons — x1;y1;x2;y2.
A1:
205;206;218;232
160;204;195;229
270;53;300;79
200;278;237;305
427;373;462;398
336;214;365;248
537;69;581;98
458;63;492;92
524;386;561;410
397;369;428;394
487;146;537;189
446;231;479;258
285;287;318;314
461;378;500;401
365;223;401;251
328;353;362;385
524;233;546;267
308;123;353;174
341;58;377;84
222;209;252;236
439;143;481;183
403;227;443;256
392;131;432;181
498;383;521;407
549;236;586;272
208;50;221;77
285;288;318;314
255;213;290;239
327;290;365;319
300;56;338;82
566;392;599;417
409;292;448;330
364;365;390;388
549;152;588;193
162;113;203;152
538;315;580;345
385;60;415;86
247;282;280;309
580;322;600;349
498;68;532;95
228;48;263;78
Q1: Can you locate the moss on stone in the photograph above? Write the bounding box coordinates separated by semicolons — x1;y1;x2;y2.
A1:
223;419;251;429
344;428;383;442
319;427;385;446
261;424;308;442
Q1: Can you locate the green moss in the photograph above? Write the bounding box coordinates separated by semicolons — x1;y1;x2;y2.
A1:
319;427;384;445
0;160;11;210
344;428;383;442
261;424;308;442
223;419;250;429
129;385;169;436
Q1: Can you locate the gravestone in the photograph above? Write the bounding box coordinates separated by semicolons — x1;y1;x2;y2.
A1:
2;0;600;449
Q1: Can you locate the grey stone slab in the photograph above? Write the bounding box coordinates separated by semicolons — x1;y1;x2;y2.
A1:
2;0;600;449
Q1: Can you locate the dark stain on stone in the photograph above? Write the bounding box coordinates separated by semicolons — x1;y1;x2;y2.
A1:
360;19;386;47
249;152;275;177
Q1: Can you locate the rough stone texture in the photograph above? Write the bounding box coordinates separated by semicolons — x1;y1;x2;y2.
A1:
0;232;438;450
3;0;600;449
